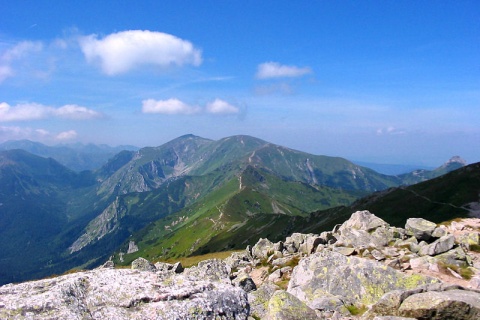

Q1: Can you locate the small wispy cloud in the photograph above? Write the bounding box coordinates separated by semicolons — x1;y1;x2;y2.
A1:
256;62;312;79
0;102;103;121
56;130;77;140
142;98;201;115
0;41;43;83
79;30;202;75
205;99;239;114
376;126;407;135
142;98;240;115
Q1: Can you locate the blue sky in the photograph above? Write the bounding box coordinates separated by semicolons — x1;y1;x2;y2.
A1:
0;1;479;166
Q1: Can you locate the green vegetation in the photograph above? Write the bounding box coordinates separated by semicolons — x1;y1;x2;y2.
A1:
0;135;476;285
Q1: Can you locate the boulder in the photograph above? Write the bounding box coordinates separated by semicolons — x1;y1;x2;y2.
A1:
338;210;389;232
131;257;156;272
266;290;318;320
418;234;455;256
287;251;440;308
248;282;279;319
456;232;480;249
171;261;184;273
184;259;231;283
232;271;257;293
252;238;275;260
405;218;437;241
398;289;480;319
0;267;249;319
364;283;480;320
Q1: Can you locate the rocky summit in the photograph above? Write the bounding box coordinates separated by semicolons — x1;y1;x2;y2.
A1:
1;210;480;319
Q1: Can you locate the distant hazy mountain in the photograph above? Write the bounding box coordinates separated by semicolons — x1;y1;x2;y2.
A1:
353;161;435;175
299;161;480;235
397;156;467;185
0;140;139;171
0;134;468;284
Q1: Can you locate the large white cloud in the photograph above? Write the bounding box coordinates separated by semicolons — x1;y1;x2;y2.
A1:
206;99;239;114
80;30;202;75
256;62;312;79
0;102;102;121
142;98;200;115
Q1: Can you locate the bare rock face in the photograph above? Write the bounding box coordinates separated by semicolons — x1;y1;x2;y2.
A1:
0;267;248;319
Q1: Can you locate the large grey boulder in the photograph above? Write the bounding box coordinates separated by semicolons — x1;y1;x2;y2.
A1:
287;251;440;309
338;210;389;233
418;234;455;256
131;257;156;271
0;267;249;319
248;282;280;319
405;218;437;241
363;283;480;320
252;238;275;259
184;258;231;283
398;289;480;319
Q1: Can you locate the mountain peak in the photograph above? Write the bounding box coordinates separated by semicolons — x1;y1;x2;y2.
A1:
440;156;467;169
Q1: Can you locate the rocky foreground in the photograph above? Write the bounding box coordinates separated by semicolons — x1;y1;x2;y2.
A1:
1;211;480;319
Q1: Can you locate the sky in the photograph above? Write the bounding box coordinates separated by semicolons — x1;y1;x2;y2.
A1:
0;1;479;166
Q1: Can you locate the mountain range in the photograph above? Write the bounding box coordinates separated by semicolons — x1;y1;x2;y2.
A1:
0;139;138;172
0;134;470;284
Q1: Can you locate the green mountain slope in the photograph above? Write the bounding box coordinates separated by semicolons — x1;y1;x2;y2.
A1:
0;135;468;285
300;161;480;235
111;165;360;265
397;156;467;185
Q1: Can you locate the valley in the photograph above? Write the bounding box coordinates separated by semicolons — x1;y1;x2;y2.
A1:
0;134;473;285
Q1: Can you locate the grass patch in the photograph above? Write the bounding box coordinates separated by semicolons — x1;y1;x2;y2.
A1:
438;262;474;280
346;304;367;316
470;244;480;252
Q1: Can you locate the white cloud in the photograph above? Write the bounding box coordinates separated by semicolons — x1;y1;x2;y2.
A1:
206;99;239;114
0;125;79;143
0;41;43;83
0;102;102;121
55;104;102;120
142;98;200;115
376;126;407;135
56;130;77;140
79;30;202;75
142;98;240;116
256;62;312;79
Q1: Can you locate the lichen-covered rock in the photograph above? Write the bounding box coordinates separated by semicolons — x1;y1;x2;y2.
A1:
131;257;156;271
266;290;318;320
0;267;249;319
287;251;440;308
405;218;437;241
248;282;279;319
184;259;231;283
338;210;389;232
232;271;256;293
252;238;275;259
398;289;480;319
456;232;480;249
418;234;455;256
